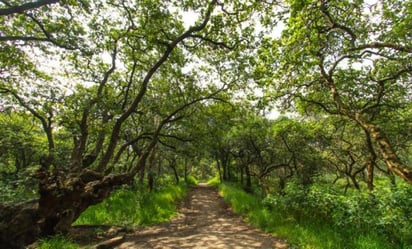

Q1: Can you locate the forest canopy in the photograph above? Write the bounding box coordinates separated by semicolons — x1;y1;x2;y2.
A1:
0;0;411;248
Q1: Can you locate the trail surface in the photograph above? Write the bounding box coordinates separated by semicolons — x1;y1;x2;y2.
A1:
114;183;287;249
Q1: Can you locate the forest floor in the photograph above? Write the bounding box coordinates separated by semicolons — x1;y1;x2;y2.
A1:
70;183;288;249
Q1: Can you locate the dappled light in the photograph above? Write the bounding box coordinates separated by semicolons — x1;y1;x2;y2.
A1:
116;184;287;249
1;0;412;248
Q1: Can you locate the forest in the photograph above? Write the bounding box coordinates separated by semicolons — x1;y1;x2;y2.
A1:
0;0;411;248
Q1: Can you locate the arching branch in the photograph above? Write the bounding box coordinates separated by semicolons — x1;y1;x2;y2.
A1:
0;0;58;16
96;0;218;171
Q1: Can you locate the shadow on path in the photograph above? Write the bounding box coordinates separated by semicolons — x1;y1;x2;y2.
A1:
116;183;288;249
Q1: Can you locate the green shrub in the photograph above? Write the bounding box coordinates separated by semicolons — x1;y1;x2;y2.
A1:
219;181;411;249
218;183;258;213
0;171;39;203
185;175;198;186
207;176;221;186
262;180;412;246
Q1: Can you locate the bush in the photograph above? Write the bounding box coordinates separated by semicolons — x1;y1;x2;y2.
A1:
218;183;259;214
219;180;411;249
262;179;412;247
185;175;198;186
207;176;220;186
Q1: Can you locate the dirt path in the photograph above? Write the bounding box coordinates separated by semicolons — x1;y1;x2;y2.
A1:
113;184;287;249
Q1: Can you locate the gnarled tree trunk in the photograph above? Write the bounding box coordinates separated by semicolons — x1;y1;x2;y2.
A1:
0;169;133;248
354;115;412;184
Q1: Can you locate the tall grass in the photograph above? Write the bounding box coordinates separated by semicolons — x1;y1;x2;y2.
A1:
37;183;188;248
218;183;409;249
207;176;221;186
74;184;187;227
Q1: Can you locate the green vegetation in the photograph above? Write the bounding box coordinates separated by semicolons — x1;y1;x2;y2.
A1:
37;183;188;249
75;184;187;227
37;235;79;249
185;176;199;186
219;182;412;249
1;0;412;247
207;176;221;186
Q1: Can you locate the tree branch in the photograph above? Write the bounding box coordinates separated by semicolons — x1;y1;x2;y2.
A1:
96;0;218;171
188;34;234;49
350;42;412;53
0;0;58;16
0;36;49;42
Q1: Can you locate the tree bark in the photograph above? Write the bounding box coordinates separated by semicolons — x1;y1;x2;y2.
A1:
355;116;412;184
169;160;180;185
0;169;133;248
216;157;223;183
184;158;188;183
319;55;412;184
245;164;252;192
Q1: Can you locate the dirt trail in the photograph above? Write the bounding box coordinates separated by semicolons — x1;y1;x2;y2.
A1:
114;183;287;249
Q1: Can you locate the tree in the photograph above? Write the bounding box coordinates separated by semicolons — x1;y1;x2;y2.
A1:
257;0;412;183
199;101;241;182
0;0;274;247
228;113;281;191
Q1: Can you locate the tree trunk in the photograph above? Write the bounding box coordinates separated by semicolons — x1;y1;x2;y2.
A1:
355;117;412;184
227;163;232;180
148;172;154;192
184;158;188;183
0;169;132;248
366;161;374;191
320;60;412;184
240;166;244;185
222;162;228;181
245;164;252;192
216;158;223;183
169;159;179;185
349;175;360;190
278;177;286;195
139;162;146;185
361;126;376;190
147;146;157;191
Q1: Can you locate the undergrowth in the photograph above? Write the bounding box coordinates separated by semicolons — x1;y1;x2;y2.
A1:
219;182;412;249
207;176;221;186
37;235;79;249
37;183;188;248
74;183;187;227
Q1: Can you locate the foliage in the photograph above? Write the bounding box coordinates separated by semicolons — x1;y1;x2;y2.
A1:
0;176;38;203
0;113;40;167
256;0;412;183
218;183;259;214
74;184;187;227
219;182;411;249
0;0;278;244
1;0;412;246
207;176;221;186
185;175;198;186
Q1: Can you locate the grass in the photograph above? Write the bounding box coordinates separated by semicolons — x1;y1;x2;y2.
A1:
39;183;188;248
185;175;199;185
207;176;221;186
74;184;187;227
218;183;400;249
37;235;79;249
